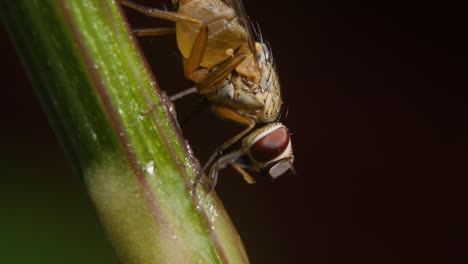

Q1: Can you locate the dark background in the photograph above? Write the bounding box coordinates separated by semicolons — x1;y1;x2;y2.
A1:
1;0;466;263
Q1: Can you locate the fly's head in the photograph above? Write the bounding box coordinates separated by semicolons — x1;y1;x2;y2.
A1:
242;122;294;180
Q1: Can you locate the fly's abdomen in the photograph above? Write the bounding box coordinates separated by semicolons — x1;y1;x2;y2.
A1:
176;0;249;68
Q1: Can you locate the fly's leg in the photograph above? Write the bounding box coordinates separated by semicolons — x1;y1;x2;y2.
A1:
133;27;176;37
193;105;255;190
167;51;245;100
121;1;248;99
196;53;247;96
176;53;246;101
167;51;246;106
231;163;256;184
169;87;197;101
131;29;197;102
120;0;207;78
203;150;254;193
205;154;255;193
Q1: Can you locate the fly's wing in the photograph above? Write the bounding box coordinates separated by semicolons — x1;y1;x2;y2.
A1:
222;0;258;59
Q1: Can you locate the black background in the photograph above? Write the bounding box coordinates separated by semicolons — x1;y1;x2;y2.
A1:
1;0;466;263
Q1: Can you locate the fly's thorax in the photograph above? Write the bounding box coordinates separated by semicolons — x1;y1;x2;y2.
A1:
207;73;264;115
256;60;281;123
176;0;249;69
236;43;282;123
206;43;281;122
254;42;282;122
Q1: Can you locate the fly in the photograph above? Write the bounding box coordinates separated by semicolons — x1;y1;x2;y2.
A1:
121;0;295;190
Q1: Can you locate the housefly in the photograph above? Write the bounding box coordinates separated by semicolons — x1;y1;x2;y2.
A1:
121;0;294;189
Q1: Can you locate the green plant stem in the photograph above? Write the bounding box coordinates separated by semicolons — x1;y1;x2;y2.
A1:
0;0;249;263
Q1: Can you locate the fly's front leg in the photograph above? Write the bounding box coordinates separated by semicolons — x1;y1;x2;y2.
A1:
120;0;207;78
204;150;254;193
231;163;256;184
193;105;255;190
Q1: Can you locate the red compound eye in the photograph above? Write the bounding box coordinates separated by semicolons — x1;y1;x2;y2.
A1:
250;127;290;162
